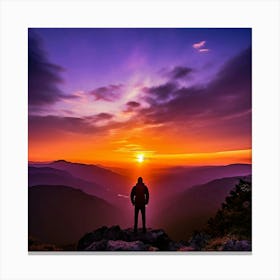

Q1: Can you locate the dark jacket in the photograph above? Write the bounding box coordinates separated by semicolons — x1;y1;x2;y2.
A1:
130;182;149;207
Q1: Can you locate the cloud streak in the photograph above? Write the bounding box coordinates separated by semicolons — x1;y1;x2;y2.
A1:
192;40;206;49
167;66;193;80
192;40;210;53
198;48;210;53
89;84;123;101
143;82;177;102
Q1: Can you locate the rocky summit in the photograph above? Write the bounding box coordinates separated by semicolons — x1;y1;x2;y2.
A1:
77;225;193;251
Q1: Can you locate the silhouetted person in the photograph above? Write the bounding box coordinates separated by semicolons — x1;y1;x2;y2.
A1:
130;177;149;233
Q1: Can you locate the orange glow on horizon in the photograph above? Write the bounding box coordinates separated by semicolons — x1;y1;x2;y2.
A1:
28;143;251;167
28;117;251;167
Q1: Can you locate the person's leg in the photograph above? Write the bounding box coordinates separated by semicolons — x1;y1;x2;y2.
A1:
134;207;139;232
140;206;146;233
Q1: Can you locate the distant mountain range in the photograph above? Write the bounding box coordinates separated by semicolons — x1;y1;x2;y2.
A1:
28;160;252;245
29;160;132;205
29;159;131;194
29;166;108;199
149;163;251;196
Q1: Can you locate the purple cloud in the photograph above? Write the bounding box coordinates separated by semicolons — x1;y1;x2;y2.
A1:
143;82;177;102
95;112;114;120
89;84;123;101
28;31;65;110
126;101;141;108
84;113;114;122
168;66;193;80
29;113;119;139
123;101;141;113
137;47;251;138
28;115;97;137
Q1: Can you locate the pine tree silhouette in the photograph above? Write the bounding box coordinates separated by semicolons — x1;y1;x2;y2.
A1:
206;179;251;239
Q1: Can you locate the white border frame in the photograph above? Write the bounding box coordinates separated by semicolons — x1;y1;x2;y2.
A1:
1;0;279;279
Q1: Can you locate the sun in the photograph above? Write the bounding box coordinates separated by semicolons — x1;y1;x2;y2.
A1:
136;153;145;163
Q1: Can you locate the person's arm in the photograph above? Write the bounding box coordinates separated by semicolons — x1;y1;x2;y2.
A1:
145;186;149;205
130;187;135;205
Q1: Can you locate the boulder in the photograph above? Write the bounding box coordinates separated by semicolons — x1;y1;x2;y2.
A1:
78;225;183;251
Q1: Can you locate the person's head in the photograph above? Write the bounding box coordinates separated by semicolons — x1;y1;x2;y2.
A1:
137;177;143;183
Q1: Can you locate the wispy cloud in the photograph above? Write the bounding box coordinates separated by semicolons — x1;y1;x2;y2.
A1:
84;113;114;126
89;84;123;101
192;40;210;53
199;48;210;53
192;40;206;49
143;82;177;102
167;66;193;80
114;143;143;153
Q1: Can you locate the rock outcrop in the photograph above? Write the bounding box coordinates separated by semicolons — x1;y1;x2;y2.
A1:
77;225;193;251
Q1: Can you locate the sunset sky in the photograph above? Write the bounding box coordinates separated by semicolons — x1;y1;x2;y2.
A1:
28;28;251;166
